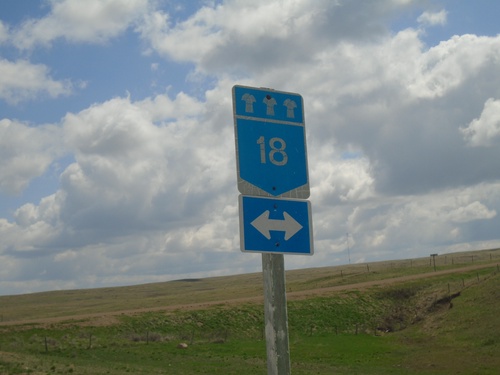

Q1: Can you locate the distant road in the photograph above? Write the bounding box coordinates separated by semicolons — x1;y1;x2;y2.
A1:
288;263;495;298
0;263;496;328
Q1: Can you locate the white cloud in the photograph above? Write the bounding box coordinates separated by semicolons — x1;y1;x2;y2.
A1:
139;0;419;74
310;146;374;205
3;0;500;294
60;96;196;235
0;59;72;104
407;34;500;99
446;201;496;223
1;89;234;254
12;0;150;49
461;98;500;147
345;185;498;256
417;9;447;27
298;32;500;195
0;21;8;44
137;91;205;121
0;119;63;195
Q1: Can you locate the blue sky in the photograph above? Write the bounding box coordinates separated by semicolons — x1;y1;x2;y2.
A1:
1;0;500;295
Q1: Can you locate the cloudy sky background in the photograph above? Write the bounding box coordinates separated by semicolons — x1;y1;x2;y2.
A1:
1;0;500;296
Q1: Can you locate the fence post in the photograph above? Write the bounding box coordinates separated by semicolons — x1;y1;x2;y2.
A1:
430;254;437;271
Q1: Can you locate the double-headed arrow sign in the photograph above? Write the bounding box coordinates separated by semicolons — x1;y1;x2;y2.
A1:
239;195;313;255
251;210;302;241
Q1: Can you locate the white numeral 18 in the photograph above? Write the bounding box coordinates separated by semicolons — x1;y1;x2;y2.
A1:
257;136;288;166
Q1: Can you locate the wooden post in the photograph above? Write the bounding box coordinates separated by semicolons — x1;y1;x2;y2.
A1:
430;254;438;271
262;253;291;375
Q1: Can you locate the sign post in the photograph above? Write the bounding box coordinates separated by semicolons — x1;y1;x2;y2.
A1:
262;253;291;375
232;85;313;374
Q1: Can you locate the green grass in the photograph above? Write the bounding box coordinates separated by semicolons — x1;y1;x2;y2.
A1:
388;270;500;374
1;248;499;374
1;248;498;322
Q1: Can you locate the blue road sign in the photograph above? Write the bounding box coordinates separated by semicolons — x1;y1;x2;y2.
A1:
233;85;310;198
239;195;313;255
234;86;304;123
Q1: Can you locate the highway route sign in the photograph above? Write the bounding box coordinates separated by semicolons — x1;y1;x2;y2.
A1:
233;85;310;198
239;195;313;255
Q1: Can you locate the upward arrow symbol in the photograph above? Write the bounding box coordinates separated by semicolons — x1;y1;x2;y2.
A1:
251;210;303;241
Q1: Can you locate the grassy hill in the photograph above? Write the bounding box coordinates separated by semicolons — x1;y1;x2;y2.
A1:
1;248;499;374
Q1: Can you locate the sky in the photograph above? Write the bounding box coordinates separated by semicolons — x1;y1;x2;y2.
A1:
1;0;500;296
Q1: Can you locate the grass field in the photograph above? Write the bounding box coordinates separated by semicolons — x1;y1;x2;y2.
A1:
1;249;499;374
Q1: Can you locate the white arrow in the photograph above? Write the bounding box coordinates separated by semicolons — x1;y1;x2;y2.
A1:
251;210;303;241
